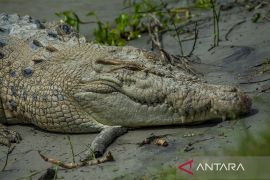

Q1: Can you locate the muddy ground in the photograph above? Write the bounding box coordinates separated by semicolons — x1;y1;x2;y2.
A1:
0;0;270;179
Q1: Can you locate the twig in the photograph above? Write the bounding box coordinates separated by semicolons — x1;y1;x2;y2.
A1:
216;8;221;46
1;146;15;171
138;134;170;147
162;16;210;36
158;48;198;76
251;59;270;68
208;46;215;51
189;137;215;146
239;78;270;84
210;0;221;47
145;2;197;75
187;22;199;57
67;135;75;163
147;14;175;65
225;20;246;41
184;136;214;152
38;151;114;169
148;14;164;50
182;37;195;42
74;148;88;157
212;0;216;46
160;0;184;55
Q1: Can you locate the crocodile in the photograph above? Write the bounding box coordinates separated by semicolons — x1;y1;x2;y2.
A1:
0;14;251;157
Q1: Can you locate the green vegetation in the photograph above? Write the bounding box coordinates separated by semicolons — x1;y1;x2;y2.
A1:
55;0;223;51
195;0;212;9
56;0;190;46
89;10;146;46
55;10;91;31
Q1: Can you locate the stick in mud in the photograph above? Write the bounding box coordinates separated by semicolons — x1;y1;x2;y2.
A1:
187;22;199;57
225;20;246;41
38;151;114;169
1;146;15;171
239;78;270;85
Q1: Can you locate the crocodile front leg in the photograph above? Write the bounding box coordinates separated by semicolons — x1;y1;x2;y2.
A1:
86;126;128;158
0;123;21;146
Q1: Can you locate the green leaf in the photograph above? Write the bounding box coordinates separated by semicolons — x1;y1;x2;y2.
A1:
86;11;96;16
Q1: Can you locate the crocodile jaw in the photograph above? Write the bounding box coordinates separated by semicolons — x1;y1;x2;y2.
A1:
74;75;252;127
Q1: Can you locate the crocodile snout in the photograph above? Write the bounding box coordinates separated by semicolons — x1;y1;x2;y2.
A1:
210;85;252;120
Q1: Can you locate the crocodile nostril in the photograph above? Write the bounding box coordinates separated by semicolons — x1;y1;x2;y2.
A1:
62;24;71;34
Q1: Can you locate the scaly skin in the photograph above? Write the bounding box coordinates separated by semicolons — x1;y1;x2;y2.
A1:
0;38;251;129
0;14;251;154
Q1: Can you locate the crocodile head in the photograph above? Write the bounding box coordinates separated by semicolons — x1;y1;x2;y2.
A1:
73;56;252;127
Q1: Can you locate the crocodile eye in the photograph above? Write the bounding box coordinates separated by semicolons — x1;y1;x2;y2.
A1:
0;52;4;59
23;67;34;77
61;24;71;34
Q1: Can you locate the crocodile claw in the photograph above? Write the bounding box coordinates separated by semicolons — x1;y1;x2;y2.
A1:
0;124;22;147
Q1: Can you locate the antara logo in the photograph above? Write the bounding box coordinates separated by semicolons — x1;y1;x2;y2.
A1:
178;159;245;175
178;160;194;175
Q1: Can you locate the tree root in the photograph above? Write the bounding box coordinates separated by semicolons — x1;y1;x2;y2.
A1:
38;151;114;169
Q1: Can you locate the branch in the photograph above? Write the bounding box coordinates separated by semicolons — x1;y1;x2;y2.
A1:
1;146;15;171
239;78;270;85
67;135;75;164
148;14;164;51
225;20;246;41
187;22;199;57
38;151;114;169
